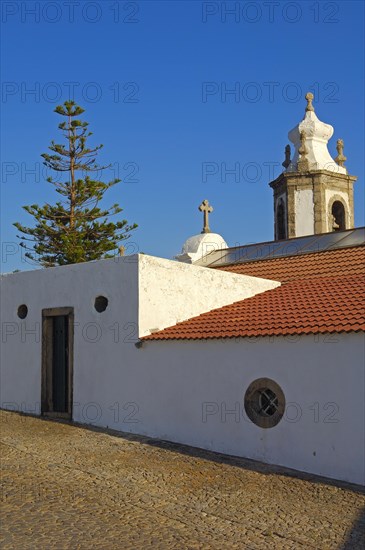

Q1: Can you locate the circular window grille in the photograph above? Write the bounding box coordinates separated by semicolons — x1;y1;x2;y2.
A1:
17;304;28;319
244;378;285;428
94;296;108;313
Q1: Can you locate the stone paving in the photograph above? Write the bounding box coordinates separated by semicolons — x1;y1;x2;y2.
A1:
1;411;364;549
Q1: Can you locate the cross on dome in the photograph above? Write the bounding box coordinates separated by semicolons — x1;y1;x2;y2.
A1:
199;199;213;234
175;200;227;263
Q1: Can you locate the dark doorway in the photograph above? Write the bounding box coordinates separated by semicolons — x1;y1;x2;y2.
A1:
331;201;346;231
42;308;74;418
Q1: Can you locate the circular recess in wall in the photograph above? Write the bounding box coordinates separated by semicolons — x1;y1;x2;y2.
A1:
244;378;285;429
94;296;108;313
17;304;28;319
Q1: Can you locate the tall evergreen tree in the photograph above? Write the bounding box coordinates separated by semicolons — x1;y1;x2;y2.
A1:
14;101;137;266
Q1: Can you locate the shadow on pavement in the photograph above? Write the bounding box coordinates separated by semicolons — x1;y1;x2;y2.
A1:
340;506;365;549
5;409;364;495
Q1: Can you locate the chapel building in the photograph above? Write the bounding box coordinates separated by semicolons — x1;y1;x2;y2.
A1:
1;94;364;486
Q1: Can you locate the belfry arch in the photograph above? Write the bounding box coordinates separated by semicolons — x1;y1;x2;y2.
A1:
276;198;287;240
329;198;347;232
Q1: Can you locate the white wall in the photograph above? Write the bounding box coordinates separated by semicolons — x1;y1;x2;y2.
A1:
138;255;279;337
133;334;365;486
295;189;314;236
0;257;139;412
0;253;278;410
1;256;363;485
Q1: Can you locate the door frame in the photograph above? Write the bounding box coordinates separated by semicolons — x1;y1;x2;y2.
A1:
41;307;74;419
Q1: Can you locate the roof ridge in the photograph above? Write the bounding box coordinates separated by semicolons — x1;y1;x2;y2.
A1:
215;246;365;284
214;243;365;270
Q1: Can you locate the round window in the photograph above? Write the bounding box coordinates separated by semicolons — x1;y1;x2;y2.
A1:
94;296;108;313
17;304;28;319
244;378;285;428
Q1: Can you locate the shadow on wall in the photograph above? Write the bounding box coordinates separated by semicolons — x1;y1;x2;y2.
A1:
340;506;365;549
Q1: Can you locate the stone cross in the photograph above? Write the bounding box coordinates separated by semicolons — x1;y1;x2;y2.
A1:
199;199;213;234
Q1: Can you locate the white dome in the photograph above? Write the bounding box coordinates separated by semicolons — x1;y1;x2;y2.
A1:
175;233;228;264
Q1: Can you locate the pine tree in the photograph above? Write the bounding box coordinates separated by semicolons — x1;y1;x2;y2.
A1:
14;101;137;267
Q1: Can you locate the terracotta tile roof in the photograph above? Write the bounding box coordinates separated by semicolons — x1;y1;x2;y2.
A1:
215;246;365;283
143;273;365;340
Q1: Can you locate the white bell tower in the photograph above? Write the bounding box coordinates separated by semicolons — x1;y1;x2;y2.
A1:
270;93;357;240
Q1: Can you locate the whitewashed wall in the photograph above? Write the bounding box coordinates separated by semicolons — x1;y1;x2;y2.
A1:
138;255;279;336
0;257;139;413
1;256;363;485
294;189;314;236
134;334;365;486
0;254;278;412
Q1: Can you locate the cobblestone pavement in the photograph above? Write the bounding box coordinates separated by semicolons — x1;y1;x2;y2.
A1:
1;411;364;550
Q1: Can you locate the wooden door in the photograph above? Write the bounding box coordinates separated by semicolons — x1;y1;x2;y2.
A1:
42;308;74;419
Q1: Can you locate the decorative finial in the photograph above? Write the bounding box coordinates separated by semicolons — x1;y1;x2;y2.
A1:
305;92;314;112
199;199;213;234
119;245;125;256
297;131;309;171
335;138;347;167
282;144;291;169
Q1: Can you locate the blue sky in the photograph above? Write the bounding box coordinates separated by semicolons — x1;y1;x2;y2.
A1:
1;0;364;272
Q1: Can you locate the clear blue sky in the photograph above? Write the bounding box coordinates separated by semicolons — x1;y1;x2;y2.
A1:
1;0;364;272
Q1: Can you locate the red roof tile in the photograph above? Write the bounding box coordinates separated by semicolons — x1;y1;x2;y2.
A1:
143;272;365;340
215;246;365;283
143;243;365;341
